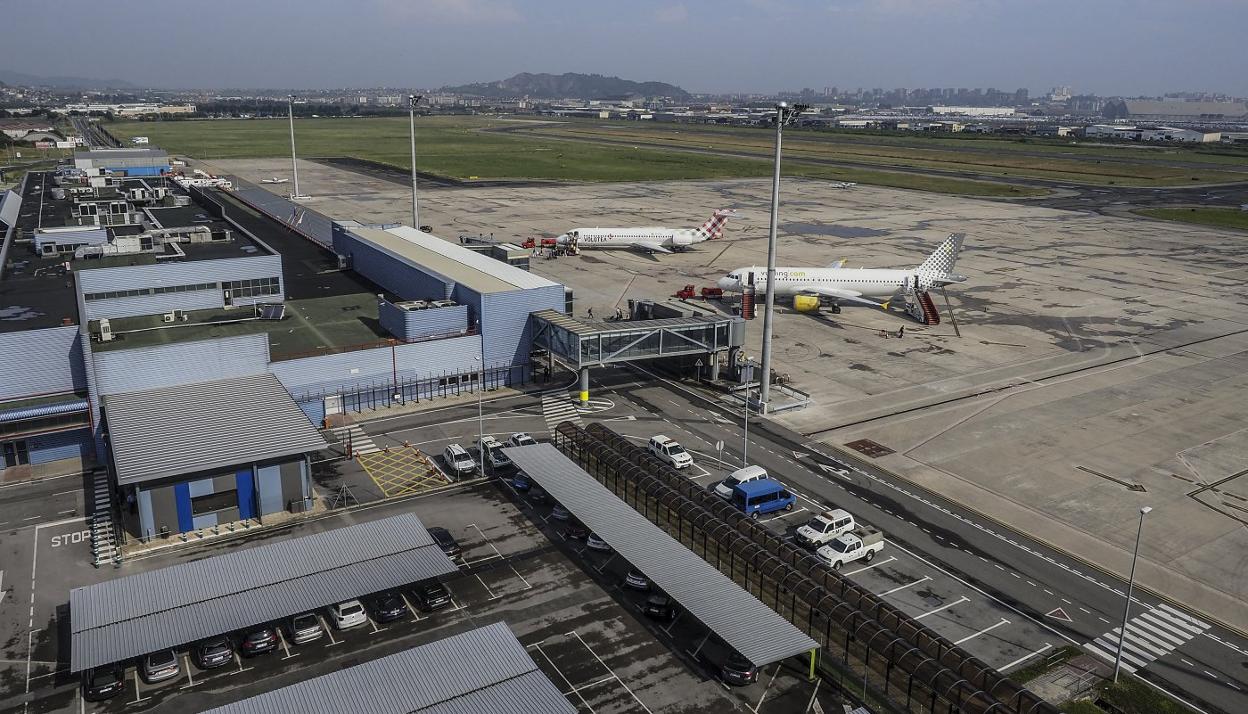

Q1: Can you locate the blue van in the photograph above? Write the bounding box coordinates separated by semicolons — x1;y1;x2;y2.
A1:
732;478;797;519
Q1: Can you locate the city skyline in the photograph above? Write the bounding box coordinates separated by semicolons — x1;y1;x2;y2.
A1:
3;0;1247;97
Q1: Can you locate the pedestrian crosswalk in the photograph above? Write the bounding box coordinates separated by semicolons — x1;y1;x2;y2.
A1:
1084;603;1210;673
333;424;380;456
542;393;584;432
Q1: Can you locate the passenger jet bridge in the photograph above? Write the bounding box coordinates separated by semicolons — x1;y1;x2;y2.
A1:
530;309;745;402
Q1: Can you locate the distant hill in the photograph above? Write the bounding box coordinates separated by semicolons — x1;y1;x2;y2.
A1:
0;69;138;90
442;72;689;100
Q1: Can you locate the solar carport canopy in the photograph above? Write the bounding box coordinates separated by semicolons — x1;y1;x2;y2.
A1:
504;444;818;667
70;513;458;672
200;622;576;714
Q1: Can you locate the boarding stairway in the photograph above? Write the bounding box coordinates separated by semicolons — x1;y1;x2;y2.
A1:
904;290;941;325
90;469;121;567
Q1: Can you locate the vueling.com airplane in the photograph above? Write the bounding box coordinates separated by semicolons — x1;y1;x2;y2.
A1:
716;233;966;313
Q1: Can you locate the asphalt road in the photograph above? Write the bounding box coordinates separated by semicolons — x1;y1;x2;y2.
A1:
349;367;1248;714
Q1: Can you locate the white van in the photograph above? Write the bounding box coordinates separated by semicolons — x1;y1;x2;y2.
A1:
714;465;768;499
648;435;693;469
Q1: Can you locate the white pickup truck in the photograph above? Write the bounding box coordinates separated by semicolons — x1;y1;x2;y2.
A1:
815;526;885;570
793;509;857;549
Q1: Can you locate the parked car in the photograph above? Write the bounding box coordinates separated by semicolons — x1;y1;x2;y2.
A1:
714;465;768;500
329;600;368;630
563;522;589;540
512;471;532;491
814;527;886;570
648;435;694;469
368;592;408;623
140;649;180;684
529;484;549;503
443;443;476;477
550;504;572;521
642;593;677;620
412;580;452;611
794;509;857;549
240;626;278;656
508;432;537;448
624;568;650;591
83;663;125;701
427;526;463;559
719;652;759;686
285;612;324;645
478;435;514;472
585;532;612;552
194;635;234;669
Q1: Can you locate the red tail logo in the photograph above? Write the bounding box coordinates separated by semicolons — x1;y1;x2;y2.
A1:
697;209;736;239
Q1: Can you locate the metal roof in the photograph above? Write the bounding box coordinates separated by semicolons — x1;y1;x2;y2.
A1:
386;226;558;291
503;443;818;667
73;148;169;160
103;372;327;485
199;622;574;714
531;308;730;338
70;512;459;672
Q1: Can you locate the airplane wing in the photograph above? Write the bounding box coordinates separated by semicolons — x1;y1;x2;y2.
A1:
631;243;672;254
827;259;847;269
794;285;883;309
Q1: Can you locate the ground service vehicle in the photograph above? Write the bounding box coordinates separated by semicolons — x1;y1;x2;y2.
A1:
508;432;537;448
815;527;885;569
732;478;796;519
478;435;513;472
794;509;857;548
648;435;693;469
714;465;768;499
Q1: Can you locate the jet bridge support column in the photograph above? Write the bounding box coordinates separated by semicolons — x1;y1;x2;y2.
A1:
709;353;721;381
579;366;590;403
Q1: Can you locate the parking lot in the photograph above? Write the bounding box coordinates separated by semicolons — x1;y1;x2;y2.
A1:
2;469;851;714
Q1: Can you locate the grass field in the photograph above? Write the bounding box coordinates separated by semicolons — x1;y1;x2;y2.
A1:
514;120;1248;187
106;117;1042;197
1135;207;1248;231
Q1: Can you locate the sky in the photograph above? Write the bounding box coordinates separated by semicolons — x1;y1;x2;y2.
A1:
4;0;1246;97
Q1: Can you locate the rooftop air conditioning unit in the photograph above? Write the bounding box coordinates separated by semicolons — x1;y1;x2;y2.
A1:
98;318;114;342
162;312;176;323
431;300;456;308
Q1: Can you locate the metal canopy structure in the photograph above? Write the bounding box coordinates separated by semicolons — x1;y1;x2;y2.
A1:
70;513;458;672
530;309;744;370
503;443;817;667
104;373;328;485
200;622;575;714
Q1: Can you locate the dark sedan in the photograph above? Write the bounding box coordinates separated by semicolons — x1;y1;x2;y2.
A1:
719;652;758;686
194;636;234;669
412;580;452;611
427;526;462;559
369;592;408;623
83;664;125;701
240;627;278;656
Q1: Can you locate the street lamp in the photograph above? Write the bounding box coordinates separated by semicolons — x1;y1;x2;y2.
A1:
286;94;301;200
1113;505;1152;682
473;355;485;477
742;357;753;466
408;94;424;229
757;102;807;413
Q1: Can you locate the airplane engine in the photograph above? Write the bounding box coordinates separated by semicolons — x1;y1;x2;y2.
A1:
793;294;821;313
672;233;695;247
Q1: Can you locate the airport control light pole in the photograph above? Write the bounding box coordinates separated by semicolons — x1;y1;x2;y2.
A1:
408;94;424;229
286;94;301;199
473;356;485;477
1114;505;1152;682
757;102;807;412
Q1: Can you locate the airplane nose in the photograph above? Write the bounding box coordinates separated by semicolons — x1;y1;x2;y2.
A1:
717;276;732;291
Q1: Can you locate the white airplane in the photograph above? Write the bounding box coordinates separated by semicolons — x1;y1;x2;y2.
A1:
555;209;736;254
716;233;966;311
261;176;290;184
831;182;857;189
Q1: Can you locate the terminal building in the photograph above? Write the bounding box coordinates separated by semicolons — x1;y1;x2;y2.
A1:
0;162;570;544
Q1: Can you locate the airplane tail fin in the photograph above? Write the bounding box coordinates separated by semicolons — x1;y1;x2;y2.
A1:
695;209;737;240
916;233;965;276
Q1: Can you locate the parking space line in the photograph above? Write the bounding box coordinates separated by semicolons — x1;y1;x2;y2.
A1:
878;576;931;597
400;591;426;621
442;582;467;612
662;612;684;635
594;552;617;573
804;678;822;713
999;644;1053;673
843;556;896;575
567;674;616;693
230;652;253;675
570;630;654;714
317;615;341;646
368;618;383;634
509;563;533;590
953;618;1010;645
476;573;499;600
180;654;195;689
760;506;807;524
130;667;149;704
914;596;970;620
531;644;595;714
276;627;297;660
754;664;781;713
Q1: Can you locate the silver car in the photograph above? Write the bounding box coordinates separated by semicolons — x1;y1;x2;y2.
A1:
285;612;324;645
141;649;180;684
